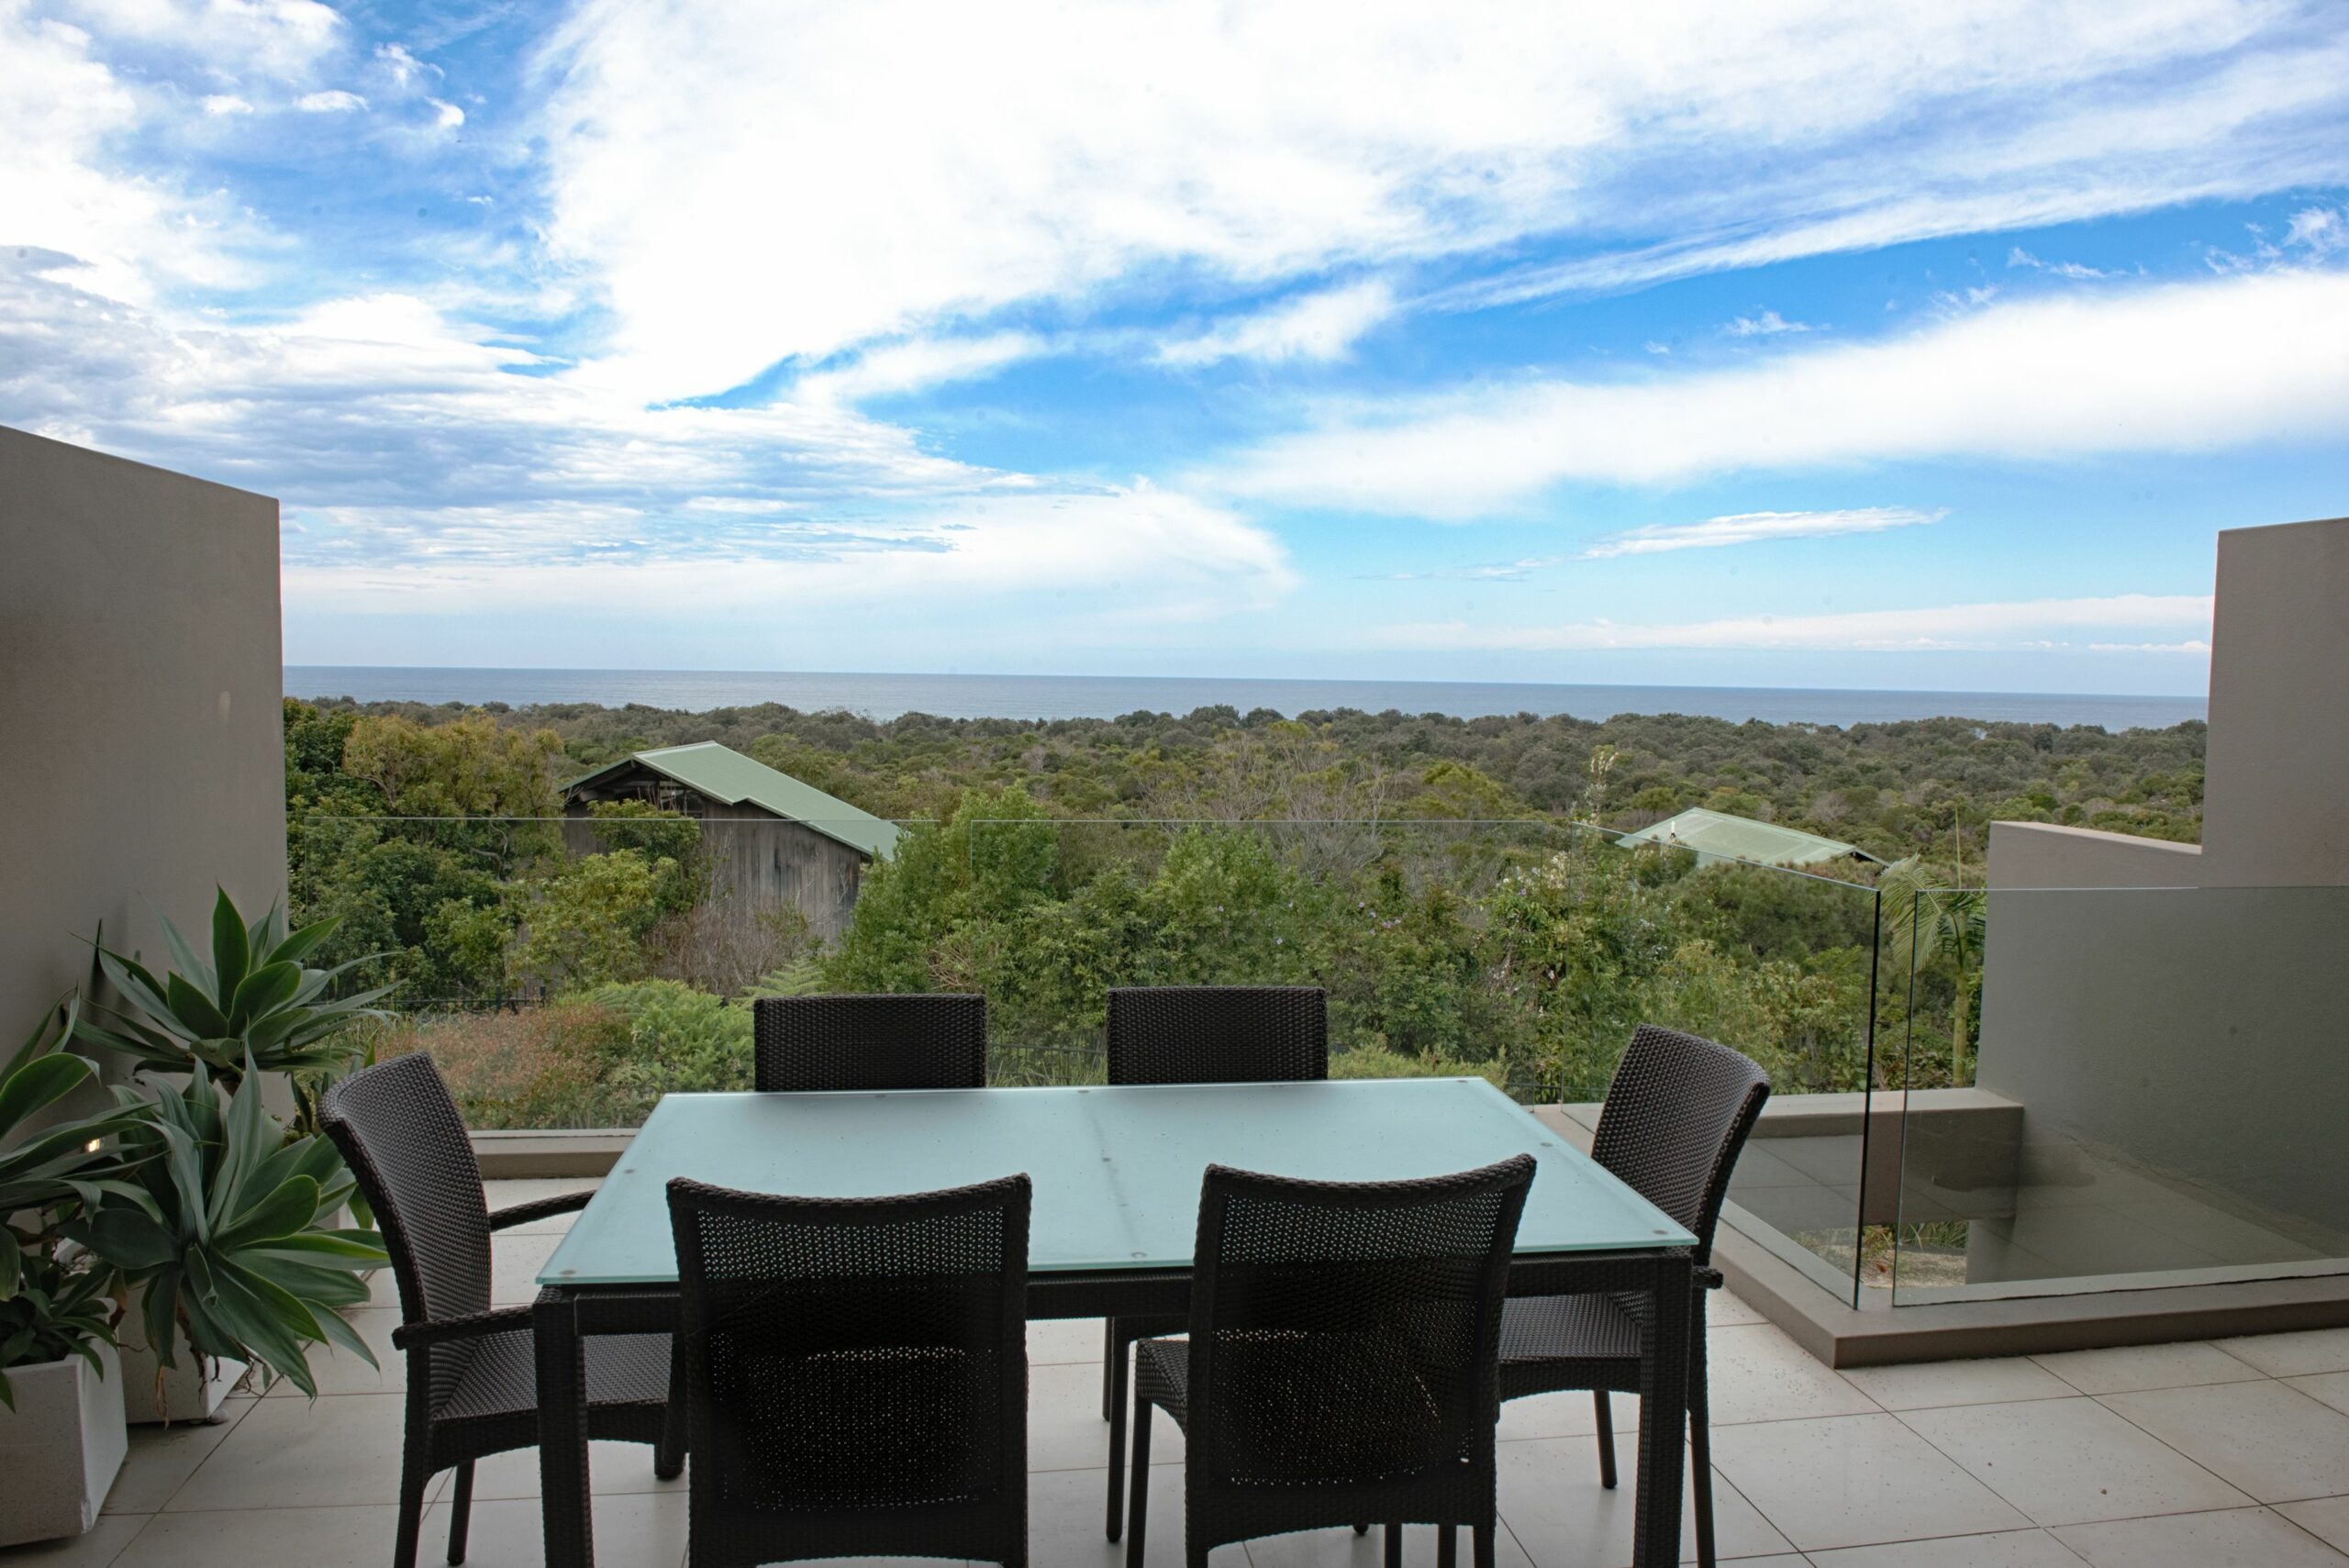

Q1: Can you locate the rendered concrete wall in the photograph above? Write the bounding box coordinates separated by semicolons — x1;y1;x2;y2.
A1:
1969;516;2349;1295
2200;516;2349;886
0;427;284;1040
1987;515;2349;894
1987;821;2202;890
1976;884;2349;1253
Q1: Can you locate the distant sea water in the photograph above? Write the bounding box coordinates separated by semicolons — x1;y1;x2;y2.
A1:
284;667;2207;731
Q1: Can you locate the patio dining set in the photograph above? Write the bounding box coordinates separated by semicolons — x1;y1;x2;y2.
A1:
318;985;1770;1568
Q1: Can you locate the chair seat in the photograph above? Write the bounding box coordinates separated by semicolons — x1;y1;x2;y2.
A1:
1497;1292;1643;1394
439;1329;674;1424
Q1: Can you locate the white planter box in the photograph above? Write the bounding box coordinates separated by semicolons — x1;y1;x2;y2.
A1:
0;1343;128;1546
115;1286;248;1424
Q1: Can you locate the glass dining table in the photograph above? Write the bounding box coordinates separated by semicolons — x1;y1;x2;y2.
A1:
531;1075;1700;1568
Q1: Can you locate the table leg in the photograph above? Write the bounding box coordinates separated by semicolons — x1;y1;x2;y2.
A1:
535;1288;595;1568
1631;1254;1692;1568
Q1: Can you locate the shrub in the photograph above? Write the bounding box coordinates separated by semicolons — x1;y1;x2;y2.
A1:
583;980;754;1099
367;1003;632;1129
1330;1044;1507;1090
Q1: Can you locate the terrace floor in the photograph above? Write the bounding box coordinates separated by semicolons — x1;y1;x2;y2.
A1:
10;1180;2349;1568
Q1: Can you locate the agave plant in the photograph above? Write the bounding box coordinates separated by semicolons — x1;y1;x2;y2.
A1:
0;997;158;1408
72;1059;387;1399
76;887;391;1119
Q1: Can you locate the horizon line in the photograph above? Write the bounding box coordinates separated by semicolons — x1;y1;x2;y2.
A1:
281;663;2210;705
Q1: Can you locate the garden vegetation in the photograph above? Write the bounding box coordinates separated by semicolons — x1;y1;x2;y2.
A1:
285;697;2203;1128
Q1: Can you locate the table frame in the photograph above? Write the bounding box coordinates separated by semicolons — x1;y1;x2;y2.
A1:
533;1249;1694;1568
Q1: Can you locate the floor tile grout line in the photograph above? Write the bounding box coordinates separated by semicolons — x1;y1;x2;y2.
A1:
2088;1375;2349;1507
1705;1461;1791;1559
2204;1336;2293;1378
2028;1524;2098;1567
2049;1503;2349;1564
1707;1321;1892;1419
1492;1505;1536;1567
1859;1403;2087;1530
1887;1395;2256;1527
131;1385;268;1516
2027;1340;2276;1397
85;1509;157;1568
2268;1505;2349;1563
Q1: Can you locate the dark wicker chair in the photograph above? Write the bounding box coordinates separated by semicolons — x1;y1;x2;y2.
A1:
1099;984;1329;1536
665;1173;1032;1568
1104;984;1328;1086
752;992;987;1092
1496;1024;1769;1568
320;1052;682;1568
1117;1156;1535;1568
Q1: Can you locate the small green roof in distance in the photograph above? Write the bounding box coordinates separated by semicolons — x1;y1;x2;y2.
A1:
565;741;900;861
1618;806;1878;869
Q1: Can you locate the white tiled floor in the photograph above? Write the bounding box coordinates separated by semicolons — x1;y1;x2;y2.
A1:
8;1185;2347;1568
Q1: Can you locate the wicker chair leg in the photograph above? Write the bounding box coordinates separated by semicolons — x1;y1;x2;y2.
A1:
1473;1524;1496;1568
1690;1321;1716;1568
393;1451;429;1568
1593;1391;1619;1489
1102;1318;1119;1418
1124;1398;1152;1568
655;1349;686;1480
1438;1523;1457;1568
444;1461;473;1565
1385;1521;1403;1568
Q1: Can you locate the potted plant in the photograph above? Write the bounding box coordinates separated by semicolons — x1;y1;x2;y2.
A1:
0;1000;156;1547
74;1058;387;1407
76;888;391;1131
73;889;389;1418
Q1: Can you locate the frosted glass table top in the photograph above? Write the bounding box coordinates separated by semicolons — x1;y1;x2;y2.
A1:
540;1076;1695;1287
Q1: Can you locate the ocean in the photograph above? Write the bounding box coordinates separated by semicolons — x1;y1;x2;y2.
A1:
283;667;2207;731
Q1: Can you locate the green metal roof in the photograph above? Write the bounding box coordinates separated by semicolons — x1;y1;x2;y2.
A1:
566;741;900;861
1617;806;1877;869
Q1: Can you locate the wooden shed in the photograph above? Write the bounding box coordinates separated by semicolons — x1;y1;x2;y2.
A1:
562;741;899;940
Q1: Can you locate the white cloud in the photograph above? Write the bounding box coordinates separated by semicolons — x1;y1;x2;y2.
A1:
1376;556;1570;582
200;93;252;115
428;97;463;128
1157;281;1396;367
1442;19;2349;313
0;4;257;302
1210;268;2349;516
375;40;428;84
2009;246;2119;278
1582;506;1942;559
797;331;1044;404
533;0;2349;400
61;0;343;79
294;88;364;112
1379;594;2214;653
284;484;1297;639
1725;309;1813;337
2286;206;2346;254
0;255;1293;639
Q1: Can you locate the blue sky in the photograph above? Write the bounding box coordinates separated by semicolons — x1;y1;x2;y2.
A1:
6;1;2348;695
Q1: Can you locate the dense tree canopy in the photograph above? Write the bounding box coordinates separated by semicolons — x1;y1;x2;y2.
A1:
293;695;2206;856
295;696;2199;1125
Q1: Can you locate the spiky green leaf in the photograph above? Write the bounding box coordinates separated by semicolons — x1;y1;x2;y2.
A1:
210;889;250;1008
